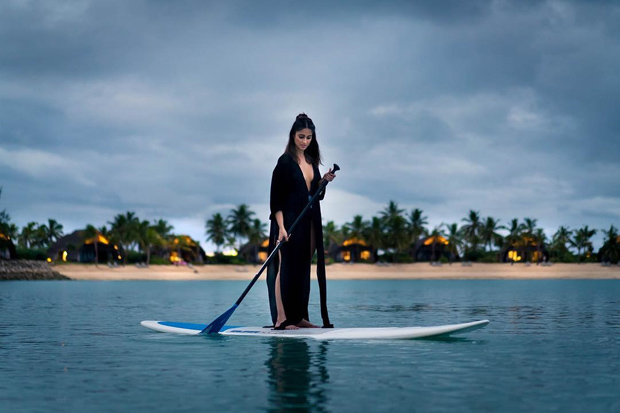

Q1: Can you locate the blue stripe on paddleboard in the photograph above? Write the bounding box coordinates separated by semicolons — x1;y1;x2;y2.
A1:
159;321;240;332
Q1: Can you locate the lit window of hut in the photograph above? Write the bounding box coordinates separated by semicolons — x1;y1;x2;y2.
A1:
413;235;457;262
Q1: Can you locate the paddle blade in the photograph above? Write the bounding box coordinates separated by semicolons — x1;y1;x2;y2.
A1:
201;304;239;334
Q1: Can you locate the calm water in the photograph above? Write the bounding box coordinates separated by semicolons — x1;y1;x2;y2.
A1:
1;279;619;412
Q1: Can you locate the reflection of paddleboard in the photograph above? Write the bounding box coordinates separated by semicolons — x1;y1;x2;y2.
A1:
140;319;489;340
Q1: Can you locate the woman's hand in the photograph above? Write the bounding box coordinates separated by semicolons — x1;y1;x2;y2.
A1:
322;168;336;183
278;227;289;243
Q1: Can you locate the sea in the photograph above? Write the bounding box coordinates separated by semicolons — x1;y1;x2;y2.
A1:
1;279;619;412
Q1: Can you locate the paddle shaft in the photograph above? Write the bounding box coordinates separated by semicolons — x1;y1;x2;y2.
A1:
234;163;340;306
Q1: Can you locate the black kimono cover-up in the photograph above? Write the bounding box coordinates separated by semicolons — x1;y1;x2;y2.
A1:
266;153;332;327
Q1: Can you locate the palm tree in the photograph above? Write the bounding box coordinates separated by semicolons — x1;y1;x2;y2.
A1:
480;217;503;252
570;225;597;264
380;201;408;259
6;223;19;240
33;224;49;249
248;219;267;244
521;218;538;262
323;221;344;254
84;224;101;266
108;212;140;265
380;201;405;228
533;228;547;264
18;222;38;249
443;223;463;264
408;208;428;244
152;219;174;238
461;210;482;254
600;225;620;264
206;213;228;252
501;219;525;262
344;215;368;241
391;215;410;259
550;226;572;262
364;216;386;262
246;218;267;263
136;220;164;266
227;204;255;251
42;219;64;246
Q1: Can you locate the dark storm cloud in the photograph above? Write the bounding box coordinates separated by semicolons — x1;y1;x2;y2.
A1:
1;0;619;248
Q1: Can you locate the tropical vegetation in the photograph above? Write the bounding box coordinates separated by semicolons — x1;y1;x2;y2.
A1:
1;188;618;265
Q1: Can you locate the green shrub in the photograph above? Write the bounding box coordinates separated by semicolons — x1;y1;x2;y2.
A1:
126;251;146;264
477;250;499;263
16;247;48;261
149;256;169;265
463;250;486;262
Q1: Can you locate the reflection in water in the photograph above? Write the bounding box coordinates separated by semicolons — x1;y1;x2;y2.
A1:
266;339;329;412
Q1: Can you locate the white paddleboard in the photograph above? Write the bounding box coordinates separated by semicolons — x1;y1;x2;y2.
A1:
140;319;489;340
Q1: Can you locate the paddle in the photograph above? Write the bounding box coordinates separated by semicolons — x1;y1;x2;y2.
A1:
201;163;340;334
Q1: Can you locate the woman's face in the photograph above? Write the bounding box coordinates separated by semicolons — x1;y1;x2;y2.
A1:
294;128;313;153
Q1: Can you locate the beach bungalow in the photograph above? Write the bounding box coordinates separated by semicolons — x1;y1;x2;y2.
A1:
239;239;269;264
0;233;17;260
47;230;123;263
412;235;458;262
166;235;207;264
502;236;549;263
333;238;373;263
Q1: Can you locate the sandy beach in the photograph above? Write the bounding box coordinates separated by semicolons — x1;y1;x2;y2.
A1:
55;262;620;281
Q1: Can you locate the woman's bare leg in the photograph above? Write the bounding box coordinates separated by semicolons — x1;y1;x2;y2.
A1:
297;222;319;328
275;250;298;330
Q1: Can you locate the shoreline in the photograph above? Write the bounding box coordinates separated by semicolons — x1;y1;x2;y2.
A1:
51;262;620;281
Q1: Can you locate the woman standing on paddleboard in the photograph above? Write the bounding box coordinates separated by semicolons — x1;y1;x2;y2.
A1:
267;114;336;330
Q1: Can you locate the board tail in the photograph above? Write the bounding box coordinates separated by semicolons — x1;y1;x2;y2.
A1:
201;304;238;334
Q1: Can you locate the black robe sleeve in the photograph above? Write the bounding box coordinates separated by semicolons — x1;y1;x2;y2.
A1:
269;155;289;220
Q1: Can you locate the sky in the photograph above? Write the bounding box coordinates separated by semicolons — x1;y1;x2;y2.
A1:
1;0;619;251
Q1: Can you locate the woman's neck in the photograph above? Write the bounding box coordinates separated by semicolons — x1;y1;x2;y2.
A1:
295;149;306;163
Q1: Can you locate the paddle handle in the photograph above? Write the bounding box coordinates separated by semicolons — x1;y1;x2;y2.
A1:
235;163;339;306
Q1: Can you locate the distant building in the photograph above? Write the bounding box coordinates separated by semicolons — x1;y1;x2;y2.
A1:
0;233;17;260
239;239;269;264
333;238;373;263
501;236;549;263
47;230;123;263
412;235;458;262
166;235;207;264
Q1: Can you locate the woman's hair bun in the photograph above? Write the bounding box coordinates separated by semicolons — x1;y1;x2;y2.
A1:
296;113;310;121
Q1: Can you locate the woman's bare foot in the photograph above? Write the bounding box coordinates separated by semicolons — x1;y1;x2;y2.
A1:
296;319;319;328
275;320;299;330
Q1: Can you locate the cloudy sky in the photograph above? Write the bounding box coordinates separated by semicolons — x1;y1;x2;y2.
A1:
1;0;619;250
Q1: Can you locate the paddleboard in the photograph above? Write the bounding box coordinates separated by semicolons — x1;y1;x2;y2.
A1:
140;319;489;340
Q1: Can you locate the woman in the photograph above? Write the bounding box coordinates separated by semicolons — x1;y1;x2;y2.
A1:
267;113;336;330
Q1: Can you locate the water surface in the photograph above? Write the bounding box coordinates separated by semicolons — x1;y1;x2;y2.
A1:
1;280;619;412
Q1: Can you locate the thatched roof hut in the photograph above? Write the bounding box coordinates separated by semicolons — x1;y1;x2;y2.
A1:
332;238;373;263
501;236;549;263
412;235;458;262
167;235;207;264
47;230;122;263
239;239;269;264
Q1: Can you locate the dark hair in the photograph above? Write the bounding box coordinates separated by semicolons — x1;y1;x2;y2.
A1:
285;113;322;166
